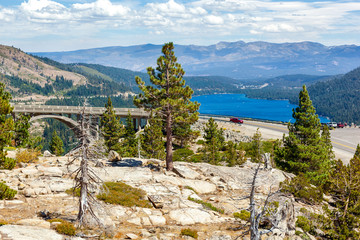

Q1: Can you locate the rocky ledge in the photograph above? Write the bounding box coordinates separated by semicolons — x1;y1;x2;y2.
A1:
0;155;307;240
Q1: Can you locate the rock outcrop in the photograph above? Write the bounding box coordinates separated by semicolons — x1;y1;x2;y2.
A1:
0;154;300;239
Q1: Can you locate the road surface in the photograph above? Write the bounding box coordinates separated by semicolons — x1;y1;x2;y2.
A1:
200;115;359;163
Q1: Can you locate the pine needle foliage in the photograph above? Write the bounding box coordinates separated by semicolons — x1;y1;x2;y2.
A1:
141;115;165;160
50;130;64;156
100;97;124;152
275;85;333;185
0;82;15;169
202;117;224;165
134;42;200;170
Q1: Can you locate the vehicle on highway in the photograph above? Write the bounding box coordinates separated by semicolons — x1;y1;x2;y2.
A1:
337;123;345;128
230;117;243;124
327;122;337;128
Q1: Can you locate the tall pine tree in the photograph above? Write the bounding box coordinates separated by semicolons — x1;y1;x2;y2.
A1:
202;118;224;165
14;113;31;147
121;111;137;157
0;82;16;169
100;97;124;152
275;85;332;185
50;130;64;156
141;115;165;160
134;42;200;171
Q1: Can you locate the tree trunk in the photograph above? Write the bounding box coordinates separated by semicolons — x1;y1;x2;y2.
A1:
165;111;173;171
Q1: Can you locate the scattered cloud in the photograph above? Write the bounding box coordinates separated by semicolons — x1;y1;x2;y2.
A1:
0;0;359;51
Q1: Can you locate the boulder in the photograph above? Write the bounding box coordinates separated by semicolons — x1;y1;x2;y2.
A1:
108;150;121;162
0;225;65;240
43;150;54;157
148;195;164;209
16;218;51;229
169;208;213;225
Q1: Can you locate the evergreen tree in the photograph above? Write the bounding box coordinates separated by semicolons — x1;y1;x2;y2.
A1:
249;128;262;163
326;151;360;239
141;115;165;160
0;82;16;169
134;42;200;171
14;113;31;147
173;121;199;148
121;111;137;157
50;130;64;156
100;97;124;151
275;85;332;185
202;118;224;164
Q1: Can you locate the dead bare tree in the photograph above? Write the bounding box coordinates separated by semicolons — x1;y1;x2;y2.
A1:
235;163;281;240
67;100;106;228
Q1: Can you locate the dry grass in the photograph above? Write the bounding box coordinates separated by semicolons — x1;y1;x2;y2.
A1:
16;149;41;163
97;182;152;208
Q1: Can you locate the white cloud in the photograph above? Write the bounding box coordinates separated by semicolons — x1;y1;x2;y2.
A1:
204;15;224;25
1;0;360;51
72;0;130;17
261;23;304;33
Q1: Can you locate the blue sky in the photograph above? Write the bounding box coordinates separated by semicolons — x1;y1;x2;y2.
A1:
0;0;359;52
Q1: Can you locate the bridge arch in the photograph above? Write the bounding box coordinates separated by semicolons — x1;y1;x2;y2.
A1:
29;115;82;138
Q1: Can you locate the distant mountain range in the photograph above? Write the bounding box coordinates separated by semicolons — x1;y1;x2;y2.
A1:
32;41;360;79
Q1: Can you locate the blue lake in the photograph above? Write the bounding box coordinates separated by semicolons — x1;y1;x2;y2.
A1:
192;94;329;123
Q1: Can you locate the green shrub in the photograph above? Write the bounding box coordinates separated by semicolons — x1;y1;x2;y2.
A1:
55;221;76;236
280;174;323;204
97;182;152;208
233;210;250;221
188;197;224;214
180;228;198;239
65;187;80;197
2;157;16;170
189;154;203;163
173;148;194;162
196;139;205;145
0;182;17;200
296;216;312;233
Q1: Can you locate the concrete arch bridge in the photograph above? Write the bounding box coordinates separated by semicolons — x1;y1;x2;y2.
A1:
12;104;149;139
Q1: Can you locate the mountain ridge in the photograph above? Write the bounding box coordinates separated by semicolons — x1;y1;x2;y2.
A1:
32;40;360;79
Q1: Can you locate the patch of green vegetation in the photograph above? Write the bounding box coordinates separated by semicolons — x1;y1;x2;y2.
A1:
0;182;17;200
233;210;250;221
280;174;323;204
188;197;224;214
173;148;194;162
65;187;80;197
97;182;152;208
184;186;198;194
180;228;198;239
296;216;312;233
55;221;76;236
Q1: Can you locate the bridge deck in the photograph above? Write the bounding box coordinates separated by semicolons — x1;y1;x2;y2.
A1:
12;105;149;118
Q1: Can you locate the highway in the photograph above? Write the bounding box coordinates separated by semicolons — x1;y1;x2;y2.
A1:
200;115;359;163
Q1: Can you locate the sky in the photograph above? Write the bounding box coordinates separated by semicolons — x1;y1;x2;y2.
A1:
0;0;359;52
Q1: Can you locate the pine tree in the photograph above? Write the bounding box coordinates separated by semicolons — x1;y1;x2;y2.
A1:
249;128;263;163
173;121;199;148
100;97;124;151
275;85;332;185
141;115;165;160
50;130;64;156
326;151;360;239
134;42;200;171
121;111;137;157
202;118;224;165
0;82;16;169
14;113;31;147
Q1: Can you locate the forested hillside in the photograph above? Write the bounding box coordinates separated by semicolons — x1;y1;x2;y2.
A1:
308;66;360;124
